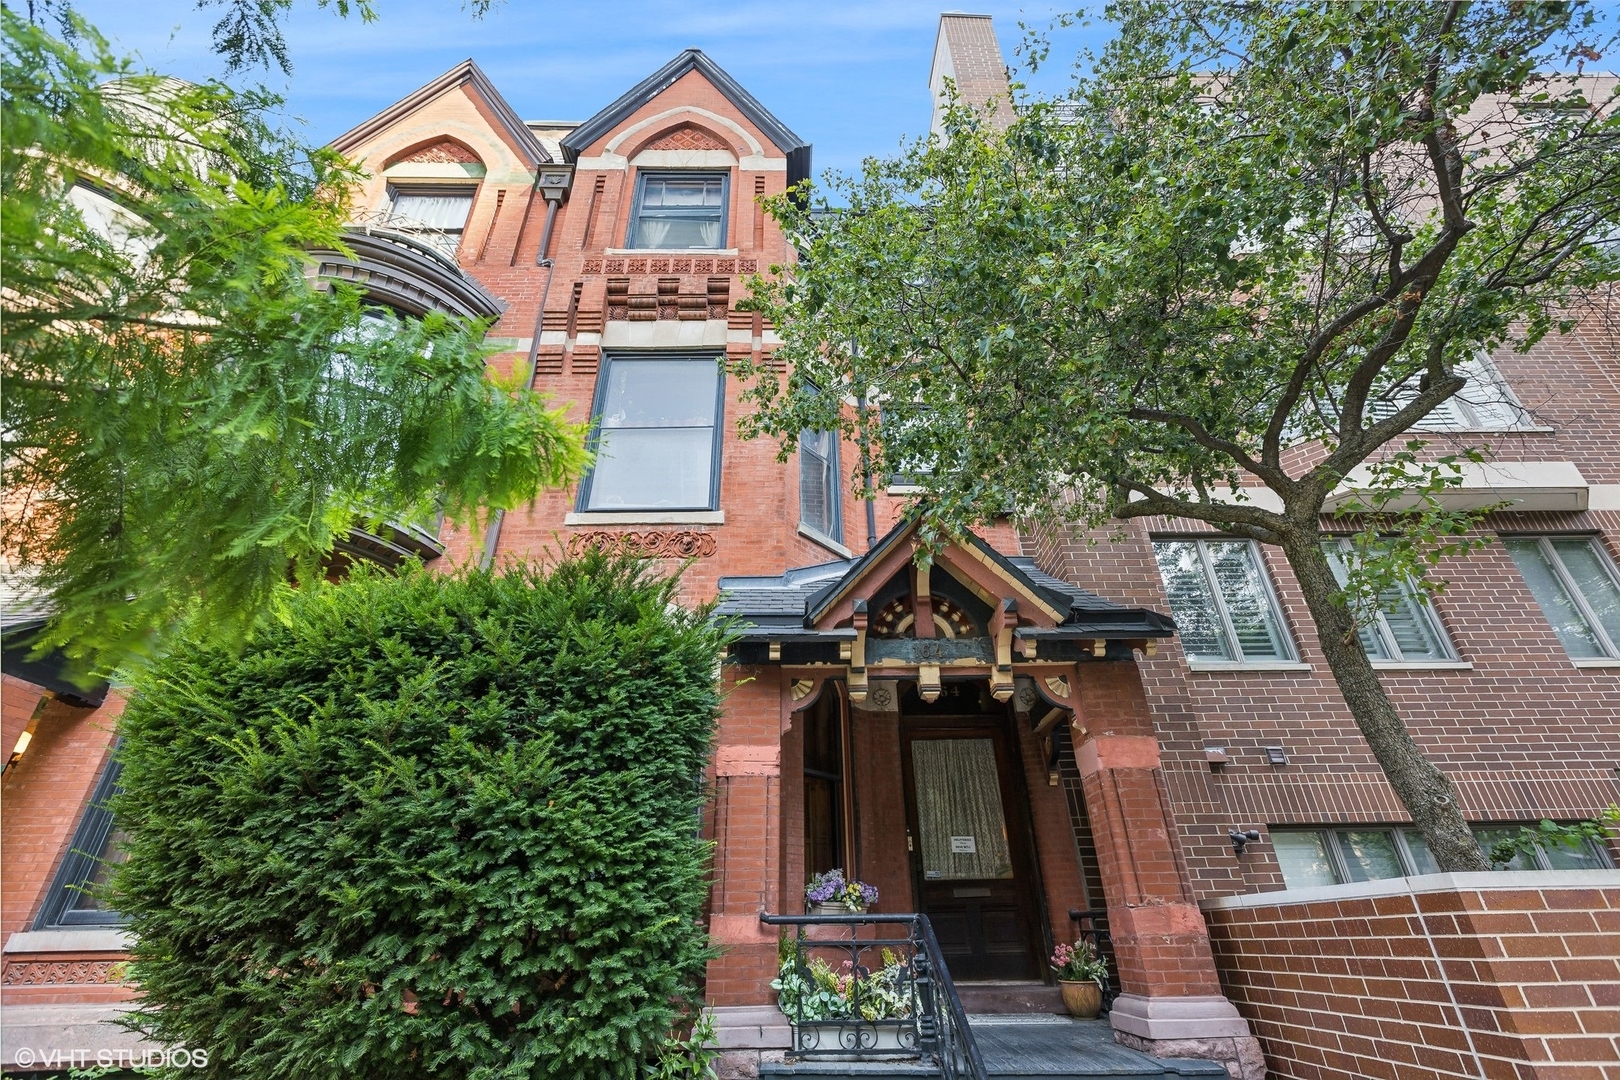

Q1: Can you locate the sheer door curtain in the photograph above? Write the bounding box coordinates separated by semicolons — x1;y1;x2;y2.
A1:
911;739;1014;881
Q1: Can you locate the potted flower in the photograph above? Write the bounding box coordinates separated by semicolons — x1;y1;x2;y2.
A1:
1051;940;1108;1019
805;869;879;915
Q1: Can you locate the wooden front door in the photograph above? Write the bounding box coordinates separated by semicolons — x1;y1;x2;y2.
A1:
901;719;1043;981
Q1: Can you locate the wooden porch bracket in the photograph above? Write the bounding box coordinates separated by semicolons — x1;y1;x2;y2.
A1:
991;597;1018;701
848;598;869;703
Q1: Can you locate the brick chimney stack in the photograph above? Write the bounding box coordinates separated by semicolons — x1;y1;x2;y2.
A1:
929;12;1015;134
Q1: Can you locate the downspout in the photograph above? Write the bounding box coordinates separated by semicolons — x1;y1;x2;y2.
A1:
858;388;878;551
481;174;568;570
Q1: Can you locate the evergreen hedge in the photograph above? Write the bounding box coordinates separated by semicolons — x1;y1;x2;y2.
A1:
110;557;725;1080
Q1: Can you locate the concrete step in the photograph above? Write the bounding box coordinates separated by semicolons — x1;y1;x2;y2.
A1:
759;1017;1229;1079
955;980;1066;1014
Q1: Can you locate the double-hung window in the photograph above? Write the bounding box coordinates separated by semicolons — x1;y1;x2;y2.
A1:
799;426;842;544
1320;539;1456;663
1152;539;1296;664
1505;536;1620;659
627;172;728;250
578;354;723;512
35;755;127;928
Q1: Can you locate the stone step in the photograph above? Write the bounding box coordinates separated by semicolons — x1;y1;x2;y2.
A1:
955;980;1067;1014
759;1017;1229;1080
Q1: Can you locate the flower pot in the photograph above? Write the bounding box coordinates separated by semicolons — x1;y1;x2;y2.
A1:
808;902;865;916
1058;979;1103;1019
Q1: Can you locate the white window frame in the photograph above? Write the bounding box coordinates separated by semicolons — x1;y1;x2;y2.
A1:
1507;535;1620;660
1270;824;1613;889
1384;352;1536;433
798;425;843;547
1154;538;1298;666
1322;538;1457;664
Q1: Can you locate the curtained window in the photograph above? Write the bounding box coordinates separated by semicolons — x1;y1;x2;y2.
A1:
1505;536;1620;659
627;172;728;250
386;184;475;259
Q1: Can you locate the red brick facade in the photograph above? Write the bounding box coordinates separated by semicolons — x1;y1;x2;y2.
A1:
4;19;1615;1080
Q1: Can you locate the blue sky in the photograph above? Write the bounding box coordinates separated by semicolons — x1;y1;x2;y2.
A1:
68;1;1111;176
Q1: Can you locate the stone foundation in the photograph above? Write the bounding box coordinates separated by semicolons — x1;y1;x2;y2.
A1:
1113;1031;1267;1080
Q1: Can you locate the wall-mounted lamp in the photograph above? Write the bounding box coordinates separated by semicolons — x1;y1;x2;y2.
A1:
1263;746;1289;766
1204;746;1229;769
1229;829;1261;854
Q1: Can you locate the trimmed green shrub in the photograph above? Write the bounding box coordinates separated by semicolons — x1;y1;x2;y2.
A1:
110;557;725;1080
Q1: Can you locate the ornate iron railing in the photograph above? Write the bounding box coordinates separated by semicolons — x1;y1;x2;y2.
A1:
760;912;986;1080
1068;907;1118;1013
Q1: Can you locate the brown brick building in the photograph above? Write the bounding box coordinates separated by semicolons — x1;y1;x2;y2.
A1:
3;13;1617;1080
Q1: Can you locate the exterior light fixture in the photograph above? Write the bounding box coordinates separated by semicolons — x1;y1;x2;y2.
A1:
1229;829;1261;854
4;728;33;773
1204;746;1229;768
1264;746;1288;766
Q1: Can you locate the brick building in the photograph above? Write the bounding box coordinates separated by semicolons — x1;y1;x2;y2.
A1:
4;13;1617;1080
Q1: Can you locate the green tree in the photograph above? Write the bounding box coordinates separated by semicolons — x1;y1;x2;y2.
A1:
2;11;587;665
736;1;1620;872
109;557;725;1080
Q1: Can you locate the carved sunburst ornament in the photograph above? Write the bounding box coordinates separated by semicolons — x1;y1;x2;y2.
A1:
871;595;976;639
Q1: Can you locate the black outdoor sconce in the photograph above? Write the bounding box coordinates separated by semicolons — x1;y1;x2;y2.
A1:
1229;829;1261;854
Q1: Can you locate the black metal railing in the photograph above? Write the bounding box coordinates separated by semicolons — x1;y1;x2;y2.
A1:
1067;907;1117;1013
760;912;987;1080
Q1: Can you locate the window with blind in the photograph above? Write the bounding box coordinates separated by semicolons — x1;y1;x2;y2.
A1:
1505;536;1620;659
627;172;728;250
1320;539;1456;663
1152;539;1296;664
799;426;842;544
1371;354;1531;431
578;354;723;511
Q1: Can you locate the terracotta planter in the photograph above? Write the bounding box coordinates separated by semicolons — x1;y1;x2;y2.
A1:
1058;979;1103;1019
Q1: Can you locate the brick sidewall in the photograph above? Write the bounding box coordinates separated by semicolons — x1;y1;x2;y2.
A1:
1203;873;1620;1080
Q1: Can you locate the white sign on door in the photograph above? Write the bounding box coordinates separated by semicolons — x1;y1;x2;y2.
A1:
950;835;977;854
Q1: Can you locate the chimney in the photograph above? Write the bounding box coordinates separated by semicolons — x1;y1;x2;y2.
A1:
929;12;1015;135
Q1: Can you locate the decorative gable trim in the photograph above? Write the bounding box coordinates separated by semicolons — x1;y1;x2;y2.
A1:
560;49;810;185
330;59;550;166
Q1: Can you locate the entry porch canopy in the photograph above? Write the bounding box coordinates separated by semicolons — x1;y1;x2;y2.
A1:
714;519;1176;705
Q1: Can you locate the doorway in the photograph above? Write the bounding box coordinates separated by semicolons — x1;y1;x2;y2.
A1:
900;696;1045;981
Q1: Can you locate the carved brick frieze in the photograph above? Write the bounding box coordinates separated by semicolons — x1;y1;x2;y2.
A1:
567;531;717;559
647;125;730;152
394;139;480;165
2;959;125;985
592;259;741;276
601;275;732;321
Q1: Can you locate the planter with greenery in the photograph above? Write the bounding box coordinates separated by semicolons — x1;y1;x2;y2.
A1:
109;556;725;1080
1051;941;1109;1020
